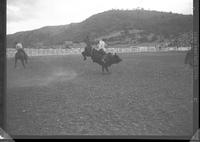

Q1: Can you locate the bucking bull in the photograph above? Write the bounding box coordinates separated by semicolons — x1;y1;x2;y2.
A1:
82;46;122;73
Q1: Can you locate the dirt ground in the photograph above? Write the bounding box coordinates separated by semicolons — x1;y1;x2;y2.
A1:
6;52;193;136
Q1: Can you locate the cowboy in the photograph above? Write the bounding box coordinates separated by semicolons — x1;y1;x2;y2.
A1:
97;39;107;53
15;42;26;56
96;39;111;63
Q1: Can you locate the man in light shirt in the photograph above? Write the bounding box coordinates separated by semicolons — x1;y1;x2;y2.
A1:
15;42;26;55
96;39;112;63
97;39;107;53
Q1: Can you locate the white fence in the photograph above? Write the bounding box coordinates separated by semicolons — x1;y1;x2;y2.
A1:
7;48;84;58
7;46;191;58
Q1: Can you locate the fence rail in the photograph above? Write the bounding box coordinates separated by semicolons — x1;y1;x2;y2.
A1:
6;46;191;58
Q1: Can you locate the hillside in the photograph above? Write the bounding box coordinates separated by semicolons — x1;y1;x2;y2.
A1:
7;9;193;48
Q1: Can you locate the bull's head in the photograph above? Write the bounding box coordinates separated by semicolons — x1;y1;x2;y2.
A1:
112;53;122;64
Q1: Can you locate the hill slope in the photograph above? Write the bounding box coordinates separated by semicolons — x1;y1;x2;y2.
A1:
7;9;193;48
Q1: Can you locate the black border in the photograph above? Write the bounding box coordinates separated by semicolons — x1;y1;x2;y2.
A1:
193;0;199;138
0;0;6;130
1;0;199;140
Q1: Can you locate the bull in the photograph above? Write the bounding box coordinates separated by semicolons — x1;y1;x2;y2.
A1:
82;47;122;73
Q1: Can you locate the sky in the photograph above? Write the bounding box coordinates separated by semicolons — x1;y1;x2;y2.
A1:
7;0;193;34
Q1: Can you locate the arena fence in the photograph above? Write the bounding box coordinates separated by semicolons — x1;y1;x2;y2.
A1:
6;46;191;58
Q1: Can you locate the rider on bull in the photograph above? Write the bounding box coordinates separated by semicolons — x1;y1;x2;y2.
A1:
97;39;107;52
96;38;110;63
15;42;26;56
